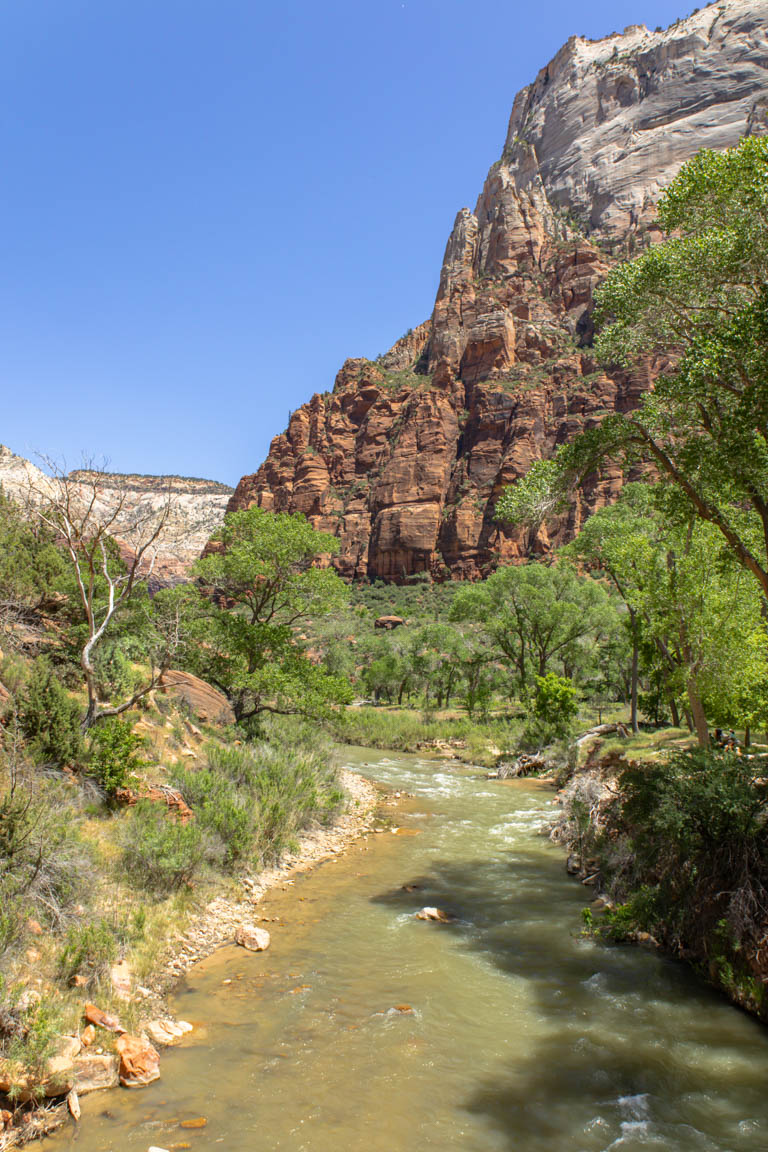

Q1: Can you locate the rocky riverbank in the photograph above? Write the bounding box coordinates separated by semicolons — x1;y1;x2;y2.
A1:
0;768;381;1149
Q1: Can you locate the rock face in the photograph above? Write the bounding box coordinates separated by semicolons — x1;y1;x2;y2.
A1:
229;1;768;581
0;446;232;586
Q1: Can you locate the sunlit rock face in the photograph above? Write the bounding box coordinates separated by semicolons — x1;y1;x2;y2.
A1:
0;446;232;587
229;1;768;582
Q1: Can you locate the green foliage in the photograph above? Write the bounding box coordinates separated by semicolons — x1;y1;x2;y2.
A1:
499;138;768;606
57;919;118;990
120;800;211;894
18;656;84;767
173;734;342;869
451;561;616;699
532;672;579;732
595;748;768;1013
0;487;67;623
88;718;148;794
187;508;352;723
0;980;65;1100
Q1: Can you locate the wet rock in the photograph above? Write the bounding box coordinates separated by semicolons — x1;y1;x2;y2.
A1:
235;925;271;952
66;1089;81;1120
415;907;455;924
566;854;582;876
116;1034;161;1088
83;1002;125;1034
145;1019;193;1046
73;1054;120;1094
180;1116;208;1128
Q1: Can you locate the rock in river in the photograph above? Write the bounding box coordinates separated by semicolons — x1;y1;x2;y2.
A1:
235;925;271;952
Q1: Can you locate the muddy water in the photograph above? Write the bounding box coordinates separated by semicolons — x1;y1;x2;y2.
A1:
52;748;768;1152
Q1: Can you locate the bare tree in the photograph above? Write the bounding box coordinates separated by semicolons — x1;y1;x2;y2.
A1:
26;461;180;729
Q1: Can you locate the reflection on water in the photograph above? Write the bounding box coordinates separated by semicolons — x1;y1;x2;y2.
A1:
51;749;768;1151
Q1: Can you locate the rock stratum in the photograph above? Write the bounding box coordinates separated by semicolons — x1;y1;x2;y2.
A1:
0;445;232;585
230;1;768;581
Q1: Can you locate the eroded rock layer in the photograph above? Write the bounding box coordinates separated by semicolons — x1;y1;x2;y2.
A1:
230;1;768;581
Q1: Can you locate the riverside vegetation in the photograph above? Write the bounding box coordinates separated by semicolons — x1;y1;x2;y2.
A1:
0;136;767;1135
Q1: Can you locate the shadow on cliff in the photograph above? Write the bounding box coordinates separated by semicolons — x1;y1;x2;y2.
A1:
371;852;768;1150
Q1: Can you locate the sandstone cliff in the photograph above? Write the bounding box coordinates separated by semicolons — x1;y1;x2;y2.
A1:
0;446;232;586
230;1;768;581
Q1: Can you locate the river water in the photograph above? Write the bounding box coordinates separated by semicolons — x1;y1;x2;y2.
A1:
52;748;768;1152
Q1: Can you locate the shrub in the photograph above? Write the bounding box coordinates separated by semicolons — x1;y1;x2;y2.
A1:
172;734;343;870
0;745;90;940
88;718;147;794
532;673;579;732
19;657;83;767
57;919;118;990
0;980;65;1101
120;801;212;893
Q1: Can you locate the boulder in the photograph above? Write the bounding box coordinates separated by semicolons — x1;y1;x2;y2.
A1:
415;907;455;924
72;1054;119;1094
235;925;271;952
145;1018;193;1046
374;615;405;630
159;669;235;724
115;1033;160;1088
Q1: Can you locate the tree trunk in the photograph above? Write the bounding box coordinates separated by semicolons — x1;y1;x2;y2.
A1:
669;696;680;728
686;678;709;748
629;611;639;735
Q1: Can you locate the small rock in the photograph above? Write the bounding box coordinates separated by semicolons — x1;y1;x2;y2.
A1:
116;1034;161;1088
393;1004;413;1013
67;1089;81;1120
234;925;271;952
566;854;582;876
179;1117;207;1129
415;907;455;924
80;1025;96;1047
84;1002;125;1034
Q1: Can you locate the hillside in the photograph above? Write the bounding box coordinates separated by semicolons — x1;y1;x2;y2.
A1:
228;0;768;581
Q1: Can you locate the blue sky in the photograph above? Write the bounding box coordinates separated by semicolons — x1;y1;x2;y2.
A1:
1;0;693;485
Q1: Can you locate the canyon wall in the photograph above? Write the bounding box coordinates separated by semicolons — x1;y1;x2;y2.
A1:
230;1;768;580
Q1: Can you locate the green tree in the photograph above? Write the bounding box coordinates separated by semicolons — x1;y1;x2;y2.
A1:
188;508;351;724
497;138;768;599
450;562;614;700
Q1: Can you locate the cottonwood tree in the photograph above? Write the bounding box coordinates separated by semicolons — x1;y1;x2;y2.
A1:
26;462;179;729
497;137;768;600
187;507;351;725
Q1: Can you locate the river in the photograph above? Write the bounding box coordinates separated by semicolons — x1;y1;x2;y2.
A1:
51;748;768;1151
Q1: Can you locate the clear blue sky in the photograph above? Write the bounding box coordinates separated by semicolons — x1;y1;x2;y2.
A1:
1;0;692;485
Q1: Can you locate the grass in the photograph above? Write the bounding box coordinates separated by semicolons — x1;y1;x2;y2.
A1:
326;705;522;767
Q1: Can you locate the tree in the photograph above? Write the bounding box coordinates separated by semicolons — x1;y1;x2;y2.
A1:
450;562;615;700
188;508;351;724
497;137;768;600
561;484;658;732
25;465;179;729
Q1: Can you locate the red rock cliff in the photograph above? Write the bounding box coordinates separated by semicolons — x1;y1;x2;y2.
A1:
229;2;768;581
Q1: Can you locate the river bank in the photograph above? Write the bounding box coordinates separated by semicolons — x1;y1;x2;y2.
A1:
0;767;382;1150
46;746;768;1152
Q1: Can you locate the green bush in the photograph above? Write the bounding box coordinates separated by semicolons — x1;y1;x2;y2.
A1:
19;657;83;767
120;801;212;893
532;673;579;731
0;979;65;1101
57;919;118;990
0;755;89;942
595;748;768;1015
88;718;147;794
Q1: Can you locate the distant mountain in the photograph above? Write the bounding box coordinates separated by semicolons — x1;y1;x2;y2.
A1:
227;0;768;581
0;445;232;585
